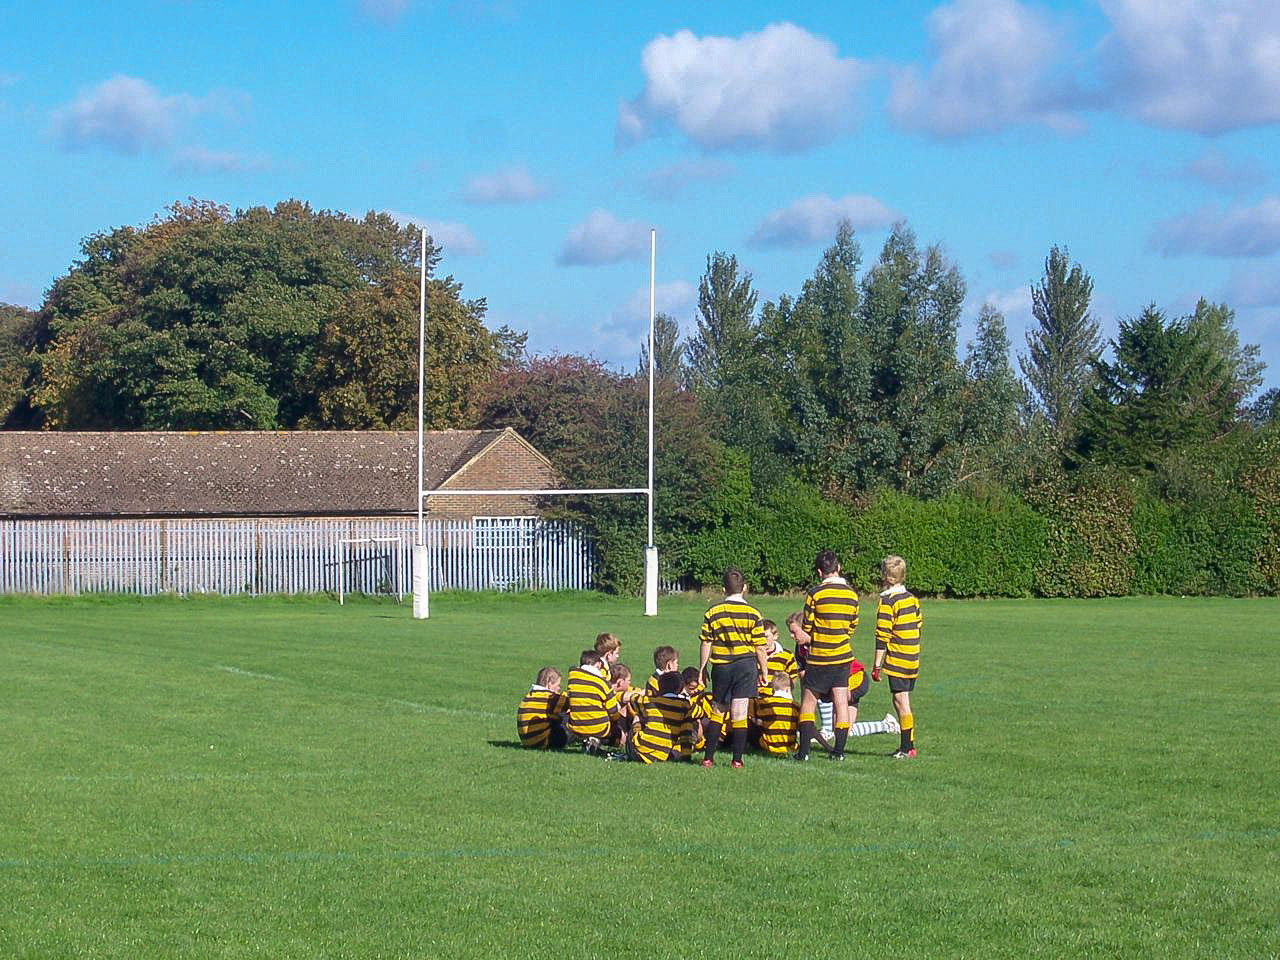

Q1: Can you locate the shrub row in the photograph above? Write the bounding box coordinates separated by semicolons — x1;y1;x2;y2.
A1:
639;473;1279;598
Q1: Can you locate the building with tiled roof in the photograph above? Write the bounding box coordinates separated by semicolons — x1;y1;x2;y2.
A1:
0;429;559;520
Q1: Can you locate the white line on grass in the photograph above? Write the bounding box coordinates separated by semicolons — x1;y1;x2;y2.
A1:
214;664;281;681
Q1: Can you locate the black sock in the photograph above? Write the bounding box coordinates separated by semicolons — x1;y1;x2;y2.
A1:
797;720;815;760
834;727;848;756
731;726;747;763
900;727;912;753
703;721;723;762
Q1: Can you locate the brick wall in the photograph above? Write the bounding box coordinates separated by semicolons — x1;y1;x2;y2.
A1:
424;432;560;520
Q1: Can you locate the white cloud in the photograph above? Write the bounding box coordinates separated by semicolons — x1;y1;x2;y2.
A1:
605;280;697;337
359;0;411;23
617;22;870;152
558;210;652;266
171;146;270;175
49;75;227;153
460;164;551;204
888;0;1084;138
1153;196;1280;257
385;210;482;256
1099;0;1280;134
1176;148;1268;192
636;157;734;200
749;194;897;248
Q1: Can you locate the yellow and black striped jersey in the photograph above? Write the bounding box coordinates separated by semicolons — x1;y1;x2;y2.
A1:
566;666;621;737
875;585;922;679
645;671;663;695
516;686;567;749
751;694;798;755
631;693;697;763
763;642;799;691
801;577;859;667
700;596;766;664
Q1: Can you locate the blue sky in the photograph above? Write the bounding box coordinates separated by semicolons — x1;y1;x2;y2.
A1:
3;0;1279;391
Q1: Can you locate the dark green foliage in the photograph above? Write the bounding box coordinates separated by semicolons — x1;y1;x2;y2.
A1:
28;200;500;430
1031;473;1137;597
0;301;43;427
1132;491;1267;596
1019;245;1101;448
636;311;687;385
847;489;1046;597
1076;305;1237;470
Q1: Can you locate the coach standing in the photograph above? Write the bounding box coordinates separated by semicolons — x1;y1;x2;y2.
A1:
697;567;770;769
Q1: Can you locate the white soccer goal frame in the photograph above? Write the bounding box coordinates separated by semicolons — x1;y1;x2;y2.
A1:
411;229;660;620
336;536;404;605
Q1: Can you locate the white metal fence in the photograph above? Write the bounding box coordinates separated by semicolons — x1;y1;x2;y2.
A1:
0;518;596;597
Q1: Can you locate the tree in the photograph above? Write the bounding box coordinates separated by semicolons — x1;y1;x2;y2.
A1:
28;200;511;430
686;252;777;471
473;353;728;593
1019;246;1102;448
1075;304;1236;470
857;223;968;494
0;302;43;428
636;311;687;384
956;303;1021;484
1248;387;1280;427
1186;299;1265;412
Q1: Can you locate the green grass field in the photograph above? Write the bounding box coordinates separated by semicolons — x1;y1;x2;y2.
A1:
2;591;1277;959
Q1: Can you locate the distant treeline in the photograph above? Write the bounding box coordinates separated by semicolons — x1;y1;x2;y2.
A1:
3;201;1277;595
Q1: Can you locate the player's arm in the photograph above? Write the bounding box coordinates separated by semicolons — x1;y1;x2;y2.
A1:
698;618;713;685
872;598;891;681
753;619;770;684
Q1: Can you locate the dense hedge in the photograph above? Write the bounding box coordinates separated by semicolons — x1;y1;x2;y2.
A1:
645;466;1278;598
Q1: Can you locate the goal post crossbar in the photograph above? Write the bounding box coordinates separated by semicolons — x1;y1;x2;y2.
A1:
336;536;404;606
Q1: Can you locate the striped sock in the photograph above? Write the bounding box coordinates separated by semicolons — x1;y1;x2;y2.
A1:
900;713;914;753
851;718;892;737
833;721;850;756
731;718;748;763
817;700;834;732
796;713;816;760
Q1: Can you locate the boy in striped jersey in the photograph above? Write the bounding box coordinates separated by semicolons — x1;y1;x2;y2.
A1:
872;555;922;758
795;549;859;762
516;666;568;749
696;567;770;768
645;646;680;694
750;671;798;756
567;650;624;751
681;666;717;753
629;671;697;763
759;620;799;694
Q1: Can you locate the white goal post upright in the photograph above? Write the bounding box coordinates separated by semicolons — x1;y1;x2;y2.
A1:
411;227;659;620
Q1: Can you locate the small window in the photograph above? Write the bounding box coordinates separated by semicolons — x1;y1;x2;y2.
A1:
473;515;537;549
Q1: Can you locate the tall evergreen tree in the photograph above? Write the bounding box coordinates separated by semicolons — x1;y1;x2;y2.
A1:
1019;245;1101;447
1187;298;1265;412
1076;304;1236;470
957;303;1020;483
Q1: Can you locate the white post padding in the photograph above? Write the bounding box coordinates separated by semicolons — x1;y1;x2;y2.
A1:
644;546;658;617
412;545;429;620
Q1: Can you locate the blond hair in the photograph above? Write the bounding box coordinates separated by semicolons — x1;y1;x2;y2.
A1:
770;672;793;692
536;666;561;687
881;555;906;586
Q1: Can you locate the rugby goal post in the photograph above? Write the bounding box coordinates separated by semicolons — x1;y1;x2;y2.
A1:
411;229;659;620
336;536;405;604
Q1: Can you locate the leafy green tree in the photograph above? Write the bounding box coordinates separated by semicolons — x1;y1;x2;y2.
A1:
636;311;687;384
686;252;778;473
858;222;967;495
1186;299;1265;412
956;303;1021;485
1249;387;1280;427
1076;304;1236;470
474;354;728;592
0;302;43;428
1019;246;1101;448
29;200;508;430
